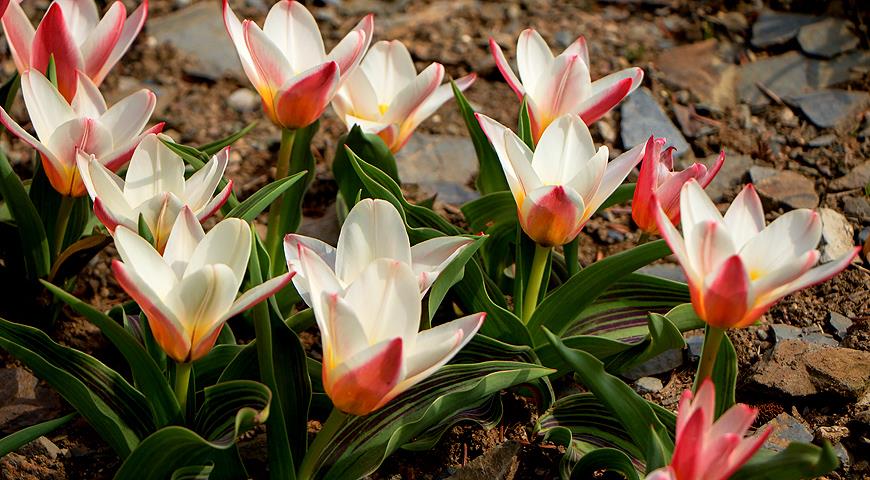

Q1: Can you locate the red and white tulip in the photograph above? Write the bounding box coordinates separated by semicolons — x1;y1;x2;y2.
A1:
332;40;476;152
284;199;483;415
0;69;161;196
77;134;233;252
656;180;860;329
112;209;292;363
633;137;724;234
2;0;148;101
223;0;373;129
490;29;642;143
645;380;770;480
477;113;646;247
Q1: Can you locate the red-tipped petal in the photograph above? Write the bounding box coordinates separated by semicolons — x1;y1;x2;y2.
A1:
700;150;726;188
577;76;634;125
520;185;585;247
489;37;524;99
92;0;147;85
631;136;659;232
81;2;125;80
196;179;234;222
273;61;339;129
326;337;404;416
32;3;84;101
702;254;750;329
2;0;35;73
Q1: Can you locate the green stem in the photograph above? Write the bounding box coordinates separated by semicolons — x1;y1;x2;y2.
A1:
638;232;651;245
53;195;74;258
297;408;348;480
174;362;192;417
694;326;726;392
265;128;297;268
522;244;550;323
564;237;580;277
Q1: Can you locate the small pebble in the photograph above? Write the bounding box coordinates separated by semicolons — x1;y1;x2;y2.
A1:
227;88;260;113
808;134;836;147
635;377;663;394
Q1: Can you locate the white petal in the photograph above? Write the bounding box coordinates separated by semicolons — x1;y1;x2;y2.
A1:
476;113;541;204
284;233;338;306
532;115;597;186
163;208;206;278
360;40;417;107
185;218;250;287
680;179;724;247
410;236;474;293
294;237;344;325
123;135;185;207
113;226;177;298
70;74;107;118
738;209;821;279
81;155;135;223
55;0;100;44
20;70;76;141
516;29;553;99
184;147;229;210
584;140;644;214
98;89;156;144
262;0;325;72
321;292;372;366
166;264;238;348
383;63;443;126
723;184;765;250
337;68;380;120
335;199;412;285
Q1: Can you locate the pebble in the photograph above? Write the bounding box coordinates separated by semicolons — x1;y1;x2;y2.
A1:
654;39;737;110
843;196;870;222
797;18;860;58
770;323;838;346
761;413;813;452
397;133;479;205
597;120;617;144
807;134;836;147
749;166;819;210
788;90;870;128
703;153;752;202
620;88;691;157
227;88;260;113
0;368;64;433
751;11;821;48
686;335;703;362
830;161;870;191
20;436;64;460
622;349;683;380
818;208;855;264
736;52;813;108
635;377;664;394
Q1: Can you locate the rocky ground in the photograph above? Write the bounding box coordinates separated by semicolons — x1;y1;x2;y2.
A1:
1;0;869;479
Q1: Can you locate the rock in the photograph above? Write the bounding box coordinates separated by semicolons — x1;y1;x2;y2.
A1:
828;313;853;341
635;377;664;394
297;203;340;245
620;88;690;157
20;436;63;460
830;161;870;191
800;325;840;346
770;323;837;346
638;264;687;283
807;134;836;147
448;440;520;480
771;323;802;342
787;90;870;128
654;39;737;110
810;51;870;89
751;11;822;48
843;196;870;222
397;134;479;205
0;368;64;434
227;88;260;113
622;349;683;380
818;208;855;264
737;52;814;108
714;11;748;33
749;167;818;210
832;442;851;470
749;340;870;399
148;3;243;80
686;335;703;362
700;153;752;202
797;18;860;58
761;413;813;452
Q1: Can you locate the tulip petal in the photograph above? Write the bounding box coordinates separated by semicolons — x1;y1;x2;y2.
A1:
475;113;541;206
645;467;677;480
685;219;737;280
100;122;164;172
576;67;643;125
361;40;417;107
529;54;591;127
45;118;114;175
20;70;77;142
702;254;750;328
653;197;696;284
562;35;589;67
680;179;724;249
410;236;474;293
167;264;238;362
322;291;371;367
263;0;325;72
516;29;553;98
584;140;644;214
532;115;597;185
710;404;757;440
184;147;230;210
79;154;135;226
185;218;250;287
70;72;108;118
404;73;476;135
767;247;860;304
32;3;84;100
222;0;262;89
383;63;444;126
699;150;726;188
739;209;821;277
294;238;344;328
520;185;585;247
671;408;705;480
54;0;100;43
162;208;205;277
337;67;380;121
335;199;413;285
719;428;771;480
98;89;157;144
399;312;484;385
489;37;524;99
326;336;403;416
196;180;233;223
342;259;421;347
2;1;35;73
328;13;373;78
113;226;178;298
244;20;294;101
284;233;337;305
0;107;62;177
92;0;147;85
722;184;765;250
123;134;185;207
80;2;125;80
273;61;339;129
223;272;293;323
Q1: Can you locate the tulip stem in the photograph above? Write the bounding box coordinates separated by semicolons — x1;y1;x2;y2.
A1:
694;326;726;392
53;196;75;259
174;362;192;417
522;244;550;323
265;128;297;268
564;238;580;277
297;408;347;480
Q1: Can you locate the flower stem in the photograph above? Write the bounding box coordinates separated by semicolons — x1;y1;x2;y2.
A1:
694;326;726;392
174;362;192;417
564;237;580;277
53;195;75;259
265;128;297;268
522;244;550;323
297;408;348;480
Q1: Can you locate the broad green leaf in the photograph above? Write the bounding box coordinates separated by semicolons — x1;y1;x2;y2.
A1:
197;121;257;155
425;234;486;320
451;80;508;195
600;183;636;210
28;162;90;256
42;281;180;426
0;412;75;457
0;317;149;456
138;213;155;246
113;426;242;480
225;171;306;222
0;149;50;278
712;330;737;418
733;441;839;480
193;380;271;444
171;464;214;480
194;344;244;388
572;448;641;480
333;125;400;207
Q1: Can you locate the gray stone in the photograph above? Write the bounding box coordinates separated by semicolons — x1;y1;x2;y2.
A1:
654;39;737;110
797;18;860;59
714;11;748;33
750;167;818;210
833;442;850;470
227;88;260;113
843;196;870;222
751;11;822;48
809;51;870;89
787;90;870;128
737;52;815;108
771;323;838;346
20;436;63;460
828;312;853;341
0;368;64;434
622;348;683;380
448;440;520;480
620;88;690;157
148;3;243;80
818;208;855;264
635;377;664;394
762;413;813;452
830;161;870;191
686;335;703;363
397;134;479;206
771;323;802;342
638;264;687;283
807;134;836;147
700;153;752;202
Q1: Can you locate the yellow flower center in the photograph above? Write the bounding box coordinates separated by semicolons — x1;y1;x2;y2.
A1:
378;103;390;116
749;269;763;281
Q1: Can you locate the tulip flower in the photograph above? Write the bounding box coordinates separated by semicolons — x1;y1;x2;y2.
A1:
223;0;373;129
332;40;476;153
0;0;8;22
284;199;483;416
0;69;161;196
645;379;770;480
477;113;645;248
2;0;148;101
77;134;233;252
112;209;292;363
632;137;725;234
490;29;643;142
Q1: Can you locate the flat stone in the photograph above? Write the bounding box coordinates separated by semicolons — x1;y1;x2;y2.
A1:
830;161;870;191
397;134;479;206
843;196;870;222
638;264;687;283
737;52;815;108
622;348;683;380
699;153;753;202
750;167;818;210
227;88;260;113
832;443;851;470
448;440;520;480
797;18;860;59
807;134;836;147
787;90;870;128
828;312;853;341
686;335;703;362
0;368;64;434
809;51;870;89
148;3;243;80
751;11;822;48
761;413;813;452
818;208;855;264
620;87;690;157
654;39;737;109
771;323;802;342
635;377;664;394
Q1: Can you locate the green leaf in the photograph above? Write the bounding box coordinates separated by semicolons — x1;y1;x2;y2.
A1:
138;213;155;246
160;139;240;209
197;122;257;155
0;412;76;457
712;330;737;417
193;380;271;444
450;80;507;195
599;183;636;210
517;97;534;149
171;464;214;480
113;427;240;480
0;149;50;278
307;361;553;479
333;125;400;207
48;234;111;283
0;317;150;457
41;281;180;426
0;72;20;112
273;122;319;236
527;240;672;346
193;344;244;388
225;171;306;222
543;329;673;473
571;448;641;480
733;441;839;480
425;234;486;320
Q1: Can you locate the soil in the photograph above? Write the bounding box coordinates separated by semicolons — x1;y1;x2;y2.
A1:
1;0;869;479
